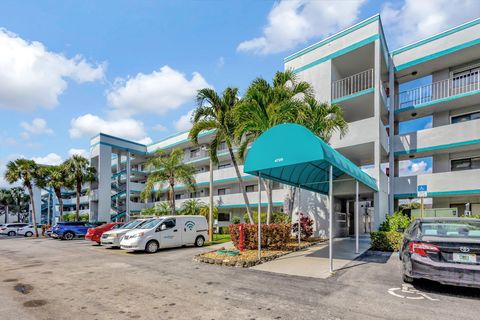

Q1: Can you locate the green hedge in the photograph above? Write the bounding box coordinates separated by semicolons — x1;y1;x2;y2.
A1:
243;211;291;224
229;224;291;250
370;231;403;251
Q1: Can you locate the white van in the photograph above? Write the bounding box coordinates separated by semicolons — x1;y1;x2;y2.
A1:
120;215;208;253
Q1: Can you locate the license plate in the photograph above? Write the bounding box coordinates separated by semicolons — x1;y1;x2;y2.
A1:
452;253;476;263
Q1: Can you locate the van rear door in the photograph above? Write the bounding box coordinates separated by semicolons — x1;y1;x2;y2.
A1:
181;217;199;245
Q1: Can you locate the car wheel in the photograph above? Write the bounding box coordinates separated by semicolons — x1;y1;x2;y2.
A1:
25;231;33;237
402;274;414;284
7;231;16;237
63;231;75;240
195;236;205;247
145;240;159;253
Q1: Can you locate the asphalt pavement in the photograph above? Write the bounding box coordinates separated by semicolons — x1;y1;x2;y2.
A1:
0;235;479;320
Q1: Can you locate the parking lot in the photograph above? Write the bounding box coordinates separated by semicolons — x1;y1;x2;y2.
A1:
0;235;479;320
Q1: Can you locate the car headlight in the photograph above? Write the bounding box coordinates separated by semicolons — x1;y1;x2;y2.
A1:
130;232;144;238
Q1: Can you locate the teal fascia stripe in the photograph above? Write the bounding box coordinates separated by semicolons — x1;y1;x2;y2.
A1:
395;89;480;114
293;35;379;74
98;133;147;147
146;129;191;147
391;18;480;55
284;15;380;62
331;88;374;104
395;189;480;199
146;129;215;152
155;174;256;191
395;38;480;71
218;202;283;209
394;138;480;156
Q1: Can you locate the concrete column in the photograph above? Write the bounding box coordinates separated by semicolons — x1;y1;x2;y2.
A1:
31;185;42;224
97;144;112;222
126;152;131;220
388;57;395;215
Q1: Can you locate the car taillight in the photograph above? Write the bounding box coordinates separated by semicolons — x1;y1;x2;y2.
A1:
409;242;440;256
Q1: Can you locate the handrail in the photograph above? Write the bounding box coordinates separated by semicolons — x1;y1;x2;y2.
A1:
397;71;480;109
332;68;374;100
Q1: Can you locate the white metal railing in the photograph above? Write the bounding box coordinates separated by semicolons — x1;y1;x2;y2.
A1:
397;71;480;109
332;68;374;101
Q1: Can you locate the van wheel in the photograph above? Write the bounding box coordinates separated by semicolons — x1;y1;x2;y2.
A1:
25;231;33;237
63;231;75;240
402;274;414;284
195;236;205;247
8;231;16;236
145;240;159;253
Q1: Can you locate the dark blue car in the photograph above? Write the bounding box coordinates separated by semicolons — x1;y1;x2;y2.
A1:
51;222;102;240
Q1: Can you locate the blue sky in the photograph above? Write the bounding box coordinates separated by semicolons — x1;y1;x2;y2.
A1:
1;0;479;186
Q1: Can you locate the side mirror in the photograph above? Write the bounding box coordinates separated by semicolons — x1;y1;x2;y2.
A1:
160;224;167;231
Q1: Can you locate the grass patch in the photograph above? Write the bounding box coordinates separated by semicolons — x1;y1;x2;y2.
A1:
205;234;231;246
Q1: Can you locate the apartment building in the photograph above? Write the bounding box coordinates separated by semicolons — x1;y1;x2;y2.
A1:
88;14;480;231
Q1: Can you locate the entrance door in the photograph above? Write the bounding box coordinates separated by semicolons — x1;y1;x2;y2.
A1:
158;218;182;248
347;200;355;235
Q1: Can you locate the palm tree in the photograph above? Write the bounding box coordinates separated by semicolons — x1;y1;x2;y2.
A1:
181;199;206;215
9;187;30;222
189;87;255;225
64;155;96;221
4;159;41;237
0;188;14;223
40;164;73;222
140;149;196;215
234;70;313;223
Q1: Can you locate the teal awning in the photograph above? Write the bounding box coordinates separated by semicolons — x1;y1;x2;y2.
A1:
244;124;378;194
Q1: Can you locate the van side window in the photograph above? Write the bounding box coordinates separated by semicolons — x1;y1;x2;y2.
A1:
163;219;176;229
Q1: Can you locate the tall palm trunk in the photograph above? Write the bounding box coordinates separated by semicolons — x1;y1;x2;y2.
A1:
5;205;8;224
263;180;273;224
75;181;81;221
27;186;39;238
169;185;176;215
227;146;254;224
54;188;64;222
208;158;214;241
288;186;296;219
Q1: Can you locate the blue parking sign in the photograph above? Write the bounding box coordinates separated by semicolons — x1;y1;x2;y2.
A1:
417;185;427;197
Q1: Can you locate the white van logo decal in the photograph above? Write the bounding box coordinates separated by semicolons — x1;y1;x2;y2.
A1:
185;221;195;230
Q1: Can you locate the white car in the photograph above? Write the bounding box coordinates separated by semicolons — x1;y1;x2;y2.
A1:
100;219;149;248
18;225;44;237
0;223;29;236
120;215;208;253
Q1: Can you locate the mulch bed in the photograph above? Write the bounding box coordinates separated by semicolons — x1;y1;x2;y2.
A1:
194;237;327;268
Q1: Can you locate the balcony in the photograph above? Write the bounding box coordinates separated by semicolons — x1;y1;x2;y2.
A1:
394;169;480;198
330;117;388;153
396;73;480;120
394;118;480;159
332;68;374;102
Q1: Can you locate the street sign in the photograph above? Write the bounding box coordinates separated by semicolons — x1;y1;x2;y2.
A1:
417;185;428;198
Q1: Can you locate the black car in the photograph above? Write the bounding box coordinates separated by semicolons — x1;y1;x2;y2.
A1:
400;217;480;288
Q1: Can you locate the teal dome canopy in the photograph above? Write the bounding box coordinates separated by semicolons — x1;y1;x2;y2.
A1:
243;123;378;194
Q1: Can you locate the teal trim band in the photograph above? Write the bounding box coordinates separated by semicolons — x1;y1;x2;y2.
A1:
218;202;283;209
392;18;480;55
284;14;379;63
293;34;379;74
394;189;480;199
394;138;480;156
331;88;374;104
157;175;256;191
97;133;147;147
395;37;480;71
395;89;480;114
146;130;214;154
146;129;191;147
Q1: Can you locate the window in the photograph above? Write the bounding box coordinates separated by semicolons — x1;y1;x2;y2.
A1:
218;141;227;151
190;148;201;158
217;188;228;195
190;192;200;198
451;111;480;124
175;194;183;200
218;213;230;222
162;218;176;229
218;162;231;169
245;185;256;193
451;65;480;94
451;157;480;171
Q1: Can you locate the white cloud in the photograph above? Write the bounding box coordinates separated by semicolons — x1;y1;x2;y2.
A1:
68;148;88;158
31;153;63;165
399;160;432;177
136;137;153;145
69;113;151;143
173;110;193;131
382;0;480;48
152;124;167;132
0;135;17;146
0;28;105;111
216;56;225;68
106;65;211;117
0;154;25;188
20;118;53;139
237;0;366;54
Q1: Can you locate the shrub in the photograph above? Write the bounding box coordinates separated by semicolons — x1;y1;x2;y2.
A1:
291;215;314;240
229;224;291;250
379;211;411;232
218;226;230;235
243;211;290;224
370;231;403;251
232;216;241;224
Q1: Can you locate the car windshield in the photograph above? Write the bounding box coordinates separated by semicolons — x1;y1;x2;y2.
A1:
111;224;123;230
420;220;480;238
122;220;145;229
137;219;163;230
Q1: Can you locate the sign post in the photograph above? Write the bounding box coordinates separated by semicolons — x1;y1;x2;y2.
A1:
417;185;428;217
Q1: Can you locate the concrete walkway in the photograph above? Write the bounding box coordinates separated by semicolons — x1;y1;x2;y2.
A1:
251;235;371;279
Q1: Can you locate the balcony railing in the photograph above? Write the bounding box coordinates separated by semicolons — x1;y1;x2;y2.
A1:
397;72;480;109
332;68;374;101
